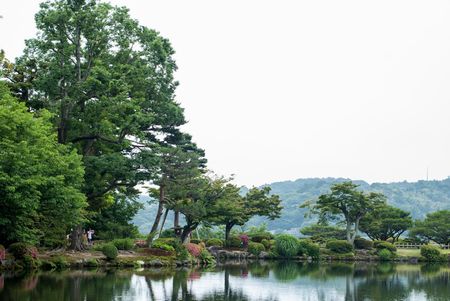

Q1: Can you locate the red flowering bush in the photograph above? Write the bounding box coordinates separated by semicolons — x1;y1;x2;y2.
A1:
186;243;202;257
239;234;249;248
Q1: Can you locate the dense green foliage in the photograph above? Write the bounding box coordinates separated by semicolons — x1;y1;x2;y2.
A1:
354;238;374;250
248;242;265;256
275;235;298;258
409;210;450;245
378;249;393;261
152;240;175;252
0;83;86;246
206;238;223;247
420;245;442;261
112;238;134;251
225;236;242;248
297;240;320;258
8;243;37;260
101;244;118;260
373;241;397;252
300;224;347;243
360;204;412;242
326;240;354;254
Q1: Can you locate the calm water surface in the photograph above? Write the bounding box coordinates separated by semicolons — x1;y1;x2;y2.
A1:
0;261;449;301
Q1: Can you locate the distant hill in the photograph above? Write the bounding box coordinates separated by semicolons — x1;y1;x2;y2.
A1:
132;177;450;234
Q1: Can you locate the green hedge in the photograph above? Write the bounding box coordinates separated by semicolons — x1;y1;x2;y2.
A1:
102;244;118;260
248;242;265;256
378;249;393;261
250;233;273;243
354;238;373;250
226;236;241;248
206;238;223;247
420;245;441;261
374;241;396;252
326;240;354;254
298;240;320;258
152;240;175;252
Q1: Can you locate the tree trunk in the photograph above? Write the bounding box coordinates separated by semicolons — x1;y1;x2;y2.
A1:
174;210;179;228
70;225;84;251
225;223;233;242
159;208;170;236
180;225;194;243
149;185;165;240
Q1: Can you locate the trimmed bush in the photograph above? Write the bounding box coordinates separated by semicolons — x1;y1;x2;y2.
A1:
186;243;202;257
225;236;242;248
8;243;38;260
251;233;274;243
326;240;354;254
159;229;176;238
378;249;393;261
420;245;441;261
102;243;118;260
248;242;265;256
298;240;320;258
112;238;134;250
190;239;202;244
152;240;175;252
275;234;299;258
261;239;271;250
206;238;223;247
374;241;396;252
354;238;373;250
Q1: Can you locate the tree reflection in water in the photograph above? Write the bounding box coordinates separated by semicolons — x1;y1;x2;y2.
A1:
1;262;449;301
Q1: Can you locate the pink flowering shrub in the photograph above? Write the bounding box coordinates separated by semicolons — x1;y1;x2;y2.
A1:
186;243;202;257
239;234;249;248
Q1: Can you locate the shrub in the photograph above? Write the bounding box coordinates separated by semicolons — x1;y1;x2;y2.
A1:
275;234;299;258
23;255;40;269
102;244;118;260
354;238;373;250
374;241;396;252
199;249;216;265
250;233;273;243
261;239;271;250
239;234;249;248
298;240;320;258
225;236;241;248
112;238;134;250
248;242;265;256
52;256;69;269
186;243;202;257
155;238;179;249
378;249;393;261
326;240;354;254
190;239;202;244
152;240;175;252
206;238;223;247
159;229;176;238
8;243;38;260
0;244;5;261
420;245;441;261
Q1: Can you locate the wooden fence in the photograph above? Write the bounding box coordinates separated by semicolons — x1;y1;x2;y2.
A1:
394;243;450;249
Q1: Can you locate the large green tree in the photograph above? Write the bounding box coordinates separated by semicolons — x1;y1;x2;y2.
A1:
5;0;188;249
302;181;385;245
0;83;86;246
409;210;450;245
359;204;412;242
300;224;347;243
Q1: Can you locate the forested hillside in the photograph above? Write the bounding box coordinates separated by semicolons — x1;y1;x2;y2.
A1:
133;177;450;234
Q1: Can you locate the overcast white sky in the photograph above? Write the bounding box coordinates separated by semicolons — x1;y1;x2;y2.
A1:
1;0;450;187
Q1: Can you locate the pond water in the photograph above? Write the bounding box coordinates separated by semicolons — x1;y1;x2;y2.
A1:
0;261;449;301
